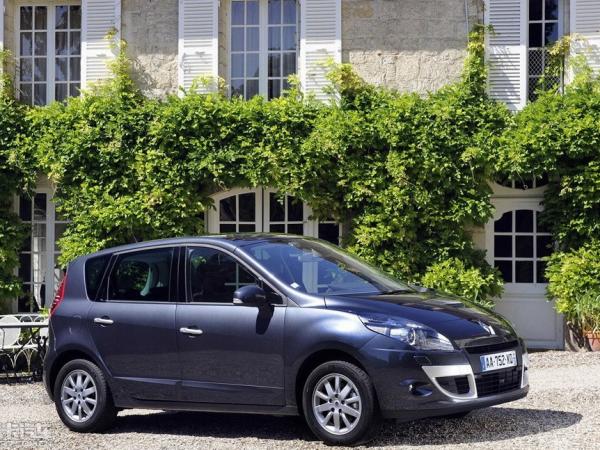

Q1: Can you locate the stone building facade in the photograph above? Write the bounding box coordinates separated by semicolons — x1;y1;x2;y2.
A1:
2;0;600;349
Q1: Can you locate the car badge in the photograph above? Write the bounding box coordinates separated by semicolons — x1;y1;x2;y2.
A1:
477;320;496;335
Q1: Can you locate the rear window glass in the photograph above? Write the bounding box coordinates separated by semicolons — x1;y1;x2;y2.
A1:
85;255;110;299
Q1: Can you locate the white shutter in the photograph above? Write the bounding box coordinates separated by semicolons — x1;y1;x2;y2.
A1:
485;0;526;110
571;0;600;74
178;0;219;93
81;0;121;89
300;0;341;101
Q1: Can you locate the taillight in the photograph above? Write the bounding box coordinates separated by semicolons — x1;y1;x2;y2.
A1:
50;275;67;316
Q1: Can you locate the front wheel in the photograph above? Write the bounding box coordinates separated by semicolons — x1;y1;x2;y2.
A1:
54;359;117;432
302;361;379;446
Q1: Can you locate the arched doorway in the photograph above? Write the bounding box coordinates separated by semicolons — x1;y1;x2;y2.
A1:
206;187;340;244
485;179;563;349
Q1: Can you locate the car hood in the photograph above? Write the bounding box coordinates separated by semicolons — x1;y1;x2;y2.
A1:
324;291;518;344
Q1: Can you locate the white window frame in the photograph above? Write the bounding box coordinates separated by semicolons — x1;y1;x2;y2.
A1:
15;0;81;105
228;0;300;99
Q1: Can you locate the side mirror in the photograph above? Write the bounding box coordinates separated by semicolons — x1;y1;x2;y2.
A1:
233;284;268;307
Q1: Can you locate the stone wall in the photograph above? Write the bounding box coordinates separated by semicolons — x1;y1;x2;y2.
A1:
122;0;179;97
342;0;484;93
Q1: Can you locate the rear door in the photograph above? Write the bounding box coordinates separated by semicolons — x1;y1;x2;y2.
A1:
88;246;180;401
176;245;286;405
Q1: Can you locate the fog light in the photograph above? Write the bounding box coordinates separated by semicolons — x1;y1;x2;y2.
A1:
409;382;433;397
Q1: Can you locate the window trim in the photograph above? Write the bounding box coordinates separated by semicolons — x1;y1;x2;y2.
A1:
228;0;300;99
183;244;287;306
102;245;177;304
15;0;82;105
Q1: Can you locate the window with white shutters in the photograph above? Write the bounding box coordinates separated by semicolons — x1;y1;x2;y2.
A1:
571;0;600;74
17;4;81;105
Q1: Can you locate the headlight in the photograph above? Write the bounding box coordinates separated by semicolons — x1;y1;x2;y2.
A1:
359;314;454;351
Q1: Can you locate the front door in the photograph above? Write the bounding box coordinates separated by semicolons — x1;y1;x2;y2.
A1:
486;192;563;349
89;246;180;401
176;245;286;405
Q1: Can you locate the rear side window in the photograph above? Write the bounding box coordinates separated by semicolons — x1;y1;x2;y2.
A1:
107;248;174;302
85;255;110;300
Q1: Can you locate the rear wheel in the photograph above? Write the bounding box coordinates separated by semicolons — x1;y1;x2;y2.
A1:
54;359;117;432
302;361;379;446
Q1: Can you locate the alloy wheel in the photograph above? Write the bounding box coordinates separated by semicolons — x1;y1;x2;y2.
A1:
312;373;362;435
60;369;98;423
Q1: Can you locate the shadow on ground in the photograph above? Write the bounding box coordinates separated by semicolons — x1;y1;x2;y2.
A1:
109;406;582;446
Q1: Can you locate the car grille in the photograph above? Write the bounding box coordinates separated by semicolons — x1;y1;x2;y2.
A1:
475;366;521;397
465;340;519;354
437;375;470;395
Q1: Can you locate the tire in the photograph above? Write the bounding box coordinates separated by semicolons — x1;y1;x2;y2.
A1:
302;360;380;446
53;359;117;432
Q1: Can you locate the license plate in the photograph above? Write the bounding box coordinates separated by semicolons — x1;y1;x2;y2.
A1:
480;350;517;372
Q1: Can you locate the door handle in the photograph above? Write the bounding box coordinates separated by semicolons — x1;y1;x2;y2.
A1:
94;317;114;325
179;327;204;336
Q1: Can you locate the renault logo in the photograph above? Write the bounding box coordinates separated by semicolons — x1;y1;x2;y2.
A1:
477;320;496;335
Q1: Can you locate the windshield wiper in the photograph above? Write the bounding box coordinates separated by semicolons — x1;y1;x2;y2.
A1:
378;288;414;295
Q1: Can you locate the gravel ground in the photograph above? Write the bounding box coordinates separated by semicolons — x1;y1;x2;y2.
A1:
1;351;599;450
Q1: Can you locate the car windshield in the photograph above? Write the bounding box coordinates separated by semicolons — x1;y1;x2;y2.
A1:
241;239;413;296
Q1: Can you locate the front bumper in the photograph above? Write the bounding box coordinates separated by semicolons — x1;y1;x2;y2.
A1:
360;335;530;419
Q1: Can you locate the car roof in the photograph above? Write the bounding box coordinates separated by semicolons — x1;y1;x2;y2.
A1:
82;233;310;259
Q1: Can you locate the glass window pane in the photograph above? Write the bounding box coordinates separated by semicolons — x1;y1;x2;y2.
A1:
55;83;68;102
34;194;47;220
239;224;256;232
20;6;33;30
70;31;81;55
232;1;245;25
494;211;512;232
56;58;68;81
282;26;296;51
545;23;558;46
34;32;47;56
108;248;173;301
270;193;285;221
231;28;245;52
239;193;256;221
20;32;33;56
516;235;534;257
19;253;32;281
529;49;544;76
246;53;259;78
246;27;259;51
537;235;553;258
220;223;236;233
70;58;81;81
494;235;512;258
231;79;244;98
268;80;281;99
56;5;68;29
269;0;282;24
269;27;281;51
283;0;297;23
19;196;32;221
20;84;33;104
269;53;281;77
70;83;81;97
529;23;543;47
536;261;548;283
287;196;303;221
34;83;47;105
288;223;303;235
232;54;244;78
70;5;82;29
246;79;259;98
515;261;534;283
545;0;558;20
34;6;47;30
318;223;339;245
20;59;33;81
516;210;534;232
529;0;542;20
56;32;68;56
536;211;548;232
34;58;47;81
282;52;296;76
247;0;259;25
220;196;237;221
270;224;285;233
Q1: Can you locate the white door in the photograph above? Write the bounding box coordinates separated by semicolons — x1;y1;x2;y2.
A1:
206;187;340;244
485;185;564;349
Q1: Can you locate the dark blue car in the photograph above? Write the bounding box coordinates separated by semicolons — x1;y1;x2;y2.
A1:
44;235;529;445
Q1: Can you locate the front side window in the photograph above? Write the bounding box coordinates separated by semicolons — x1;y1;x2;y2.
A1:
18;4;81;105
107;248;174;301
527;0;561;101
230;0;298;99
242;239;412;295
